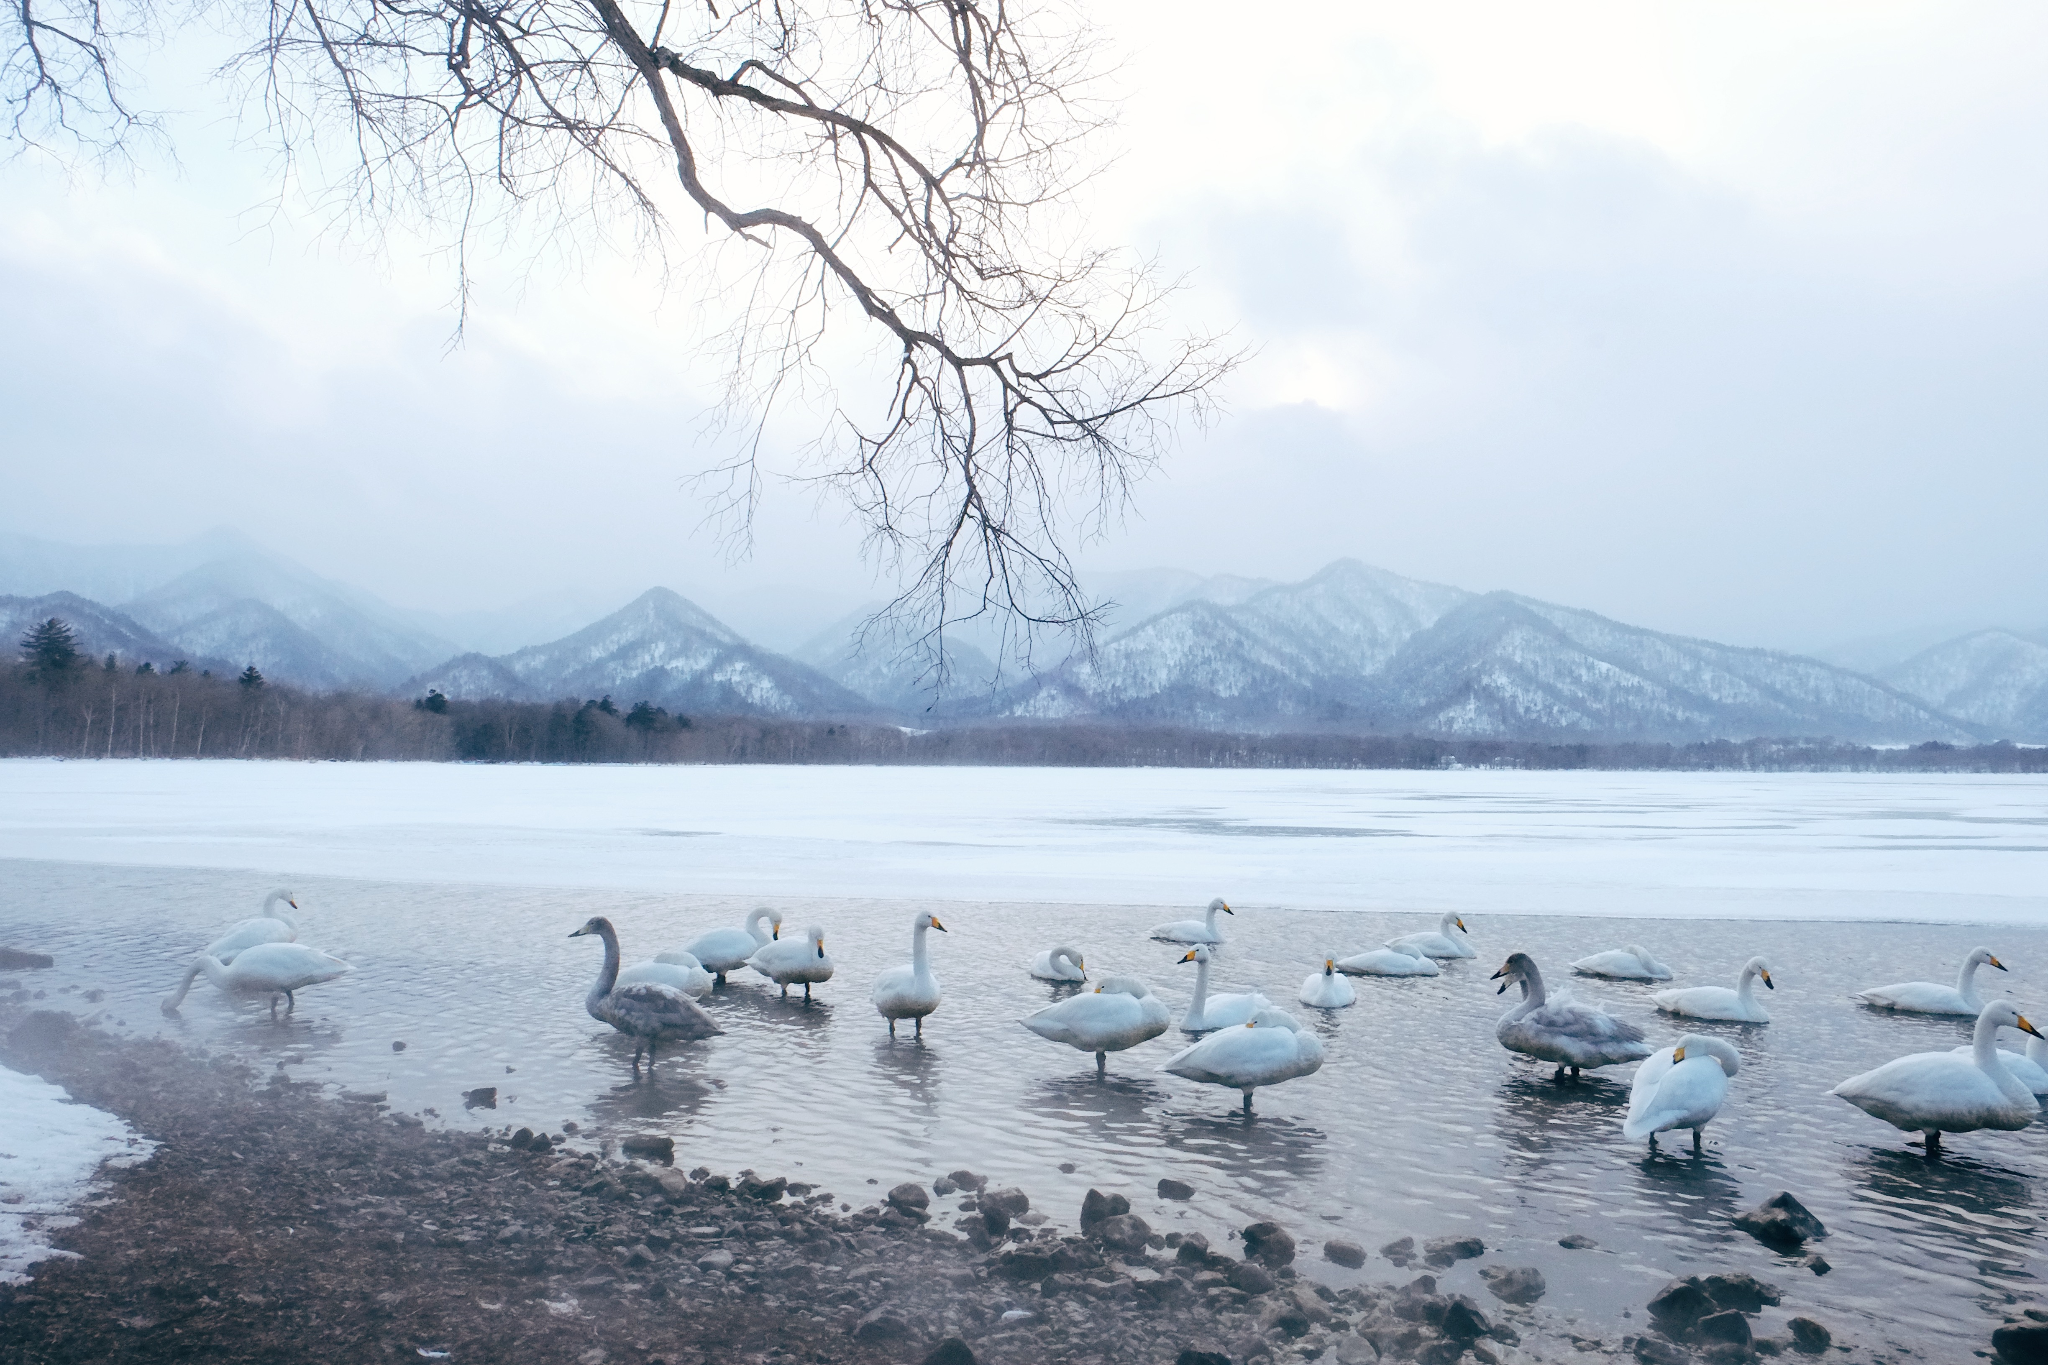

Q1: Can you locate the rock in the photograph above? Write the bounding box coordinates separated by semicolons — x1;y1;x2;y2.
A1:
853;1306;913;1343
739;1174;787;1202
1175;1352;1232;1365
1290;1286;1333;1325
1442;1297;1491;1343
1479;1265;1546;1304
1334;1338;1379;1365
888;1182;931;1219
1323;1238;1367;1269
1381;1235;1416;1266
1635;1338;1693;1365
1080;1188;1131;1231
947;1169;987;1191
695;1249;735;1271
1787;1318;1831;1356
1243;1221;1296;1266
0;948;54;969
923;1338;976;1365
1159;1177;1196;1200
932;1176;958;1196
1229;1260;1277;1295
1695;1311;1753;1349
1258;1297;1313;1338
1558;1233;1598;1249
1423;1235;1485;1267
982;1186;1030;1218
1176;1233;1214;1267
1648;1277;1716;1330
1702;1271;1780;1313
391;1040;406;1051
979;1206;1011;1239
1418;1342;1465;1365
1805;1254;1830;1275
996;1248;1057;1280
1094;1212;1151;1254
8;1010;76;1054
620;1134;674;1161
1733;1192;1826;1250
509;1127;536;1148
1996;1323;2048;1365
462;1087;497;1110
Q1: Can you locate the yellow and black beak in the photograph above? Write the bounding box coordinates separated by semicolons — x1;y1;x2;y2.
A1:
1992;956;2008;972
1181;950;1199;963
2020;1014;2044;1039
1325;958;1335;970
1221;903;1235;916
1762;970;1775;990
1491;962;1513;994
1673;1045;1687;1062
930;917;948;932
289;897;299;910
1455;918;1468;933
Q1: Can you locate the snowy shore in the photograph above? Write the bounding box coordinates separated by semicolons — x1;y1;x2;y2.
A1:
0;1056;153;1282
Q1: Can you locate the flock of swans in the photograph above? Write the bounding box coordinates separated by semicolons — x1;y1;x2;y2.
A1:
159;890;2046;1153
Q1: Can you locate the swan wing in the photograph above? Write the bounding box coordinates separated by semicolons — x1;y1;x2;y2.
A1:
602;982;722;1041
1623;1056;1729;1140
1833;1051;2035;1131
1854;982;1970;1014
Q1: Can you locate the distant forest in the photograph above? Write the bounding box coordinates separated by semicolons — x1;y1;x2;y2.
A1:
4;617;2045;771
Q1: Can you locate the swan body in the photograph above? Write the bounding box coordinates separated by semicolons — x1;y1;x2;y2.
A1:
873;913;946;1035
1335;944;1440;977
162;941;351;1019
569;916;720;1072
1162;1006;1324;1113
1151;897;1233;945
748;927;834;1000
1388;912;1475;960
1855;947;2008;1016
1021;975;1171;1073
1653;957;1774;1023
1952;1024;2048;1096
686;908;782;981
204;889;300;964
1030;945;1087;982
1492;952;1651;1078
1299;958;1356;1009
1573;944;1673;981
1624;1035;1741;1151
618;952;714;999
1833;1000;2043;1152
1177;945;1271;1033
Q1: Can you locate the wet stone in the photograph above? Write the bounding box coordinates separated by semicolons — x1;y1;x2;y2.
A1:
1558;1233;1599;1249
1094;1213;1151;1254
982;1186;1030;1218
1176;1351;1232;1365
1788;1318;1832;1356
1647;1276;1715;1331
740;1174;788;1202
1702;1271;1779;1313
1423;1235;1485;1268
1229;1260;1276;1295
1695;1310;1753;1349
1634;1338;1692;1365
1996;1322;2048;1365
1322;1239;1366;1269
621;1134;674;1162
1381;1235;1417;1266
1243;1221;1296;1267
1479;1265;1546;1304
1080;1188;1130;1232
1158;1177;1196;1200
922;1338;977;1365
852;1306;913;1343
1442;1297;1491;1343
462;1087;497;1110
1733;1192;1826;1250
946;1169;987;1191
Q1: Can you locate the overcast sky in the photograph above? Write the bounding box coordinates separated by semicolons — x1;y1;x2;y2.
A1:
3;0;2044;654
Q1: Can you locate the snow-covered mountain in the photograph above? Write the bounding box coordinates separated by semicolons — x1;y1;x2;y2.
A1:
405;588;875;718
0;592;237;675
792;609;1015;715
1000;560;1979;743
1880;629;2048;741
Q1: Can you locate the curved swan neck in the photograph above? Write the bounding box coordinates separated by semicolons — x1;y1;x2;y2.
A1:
1520;960;1548;1007
588;922;621;1011
746;909;773;945
1441;912;1459;935
1973;1010;2008;1068
1736;962;1758;1004
1959;956;1985;1001
166;961;204;1008
911;921;930;976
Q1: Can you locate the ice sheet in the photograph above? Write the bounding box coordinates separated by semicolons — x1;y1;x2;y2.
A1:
0;759;2043;921
0;1064;155;1283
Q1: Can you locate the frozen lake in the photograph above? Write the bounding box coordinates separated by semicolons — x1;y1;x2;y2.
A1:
3;760;2048;1357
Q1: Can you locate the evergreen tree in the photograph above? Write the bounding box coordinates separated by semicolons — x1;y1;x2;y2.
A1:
167;661;190;675
19;617;80;684
415;689;449;713
103;652;117;671
136;661;155;675
238;665;266;691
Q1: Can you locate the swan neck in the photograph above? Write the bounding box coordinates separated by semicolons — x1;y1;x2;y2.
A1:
166;961;203;1007
1959;956;1983;1000
911;921;930;976
1190;954;1211;1014
588;923;620;1011
1441;912;1459;935
1973;1011;2007;1068
195;955;231;988
1737;964;1756;1004
1521;961;1548;1007
747;909;772;946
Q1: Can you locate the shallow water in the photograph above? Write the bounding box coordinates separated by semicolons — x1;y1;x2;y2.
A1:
7;858;2048;1354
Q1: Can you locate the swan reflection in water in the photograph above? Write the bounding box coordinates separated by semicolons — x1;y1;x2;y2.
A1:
1030;1071;1327;1191
871;1033;944;1113
1848;1149;2039;1299
584;1038;723;1124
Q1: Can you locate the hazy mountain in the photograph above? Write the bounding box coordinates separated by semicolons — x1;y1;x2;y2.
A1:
792;609;1017;714
0;527;257;604
0;592;234;675
406;588;875;718
1880;629;2048;741
1089;567;1281;633
1810;622;2003;675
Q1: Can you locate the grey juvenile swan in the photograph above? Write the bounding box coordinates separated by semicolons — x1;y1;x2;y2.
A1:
570;916;721;1073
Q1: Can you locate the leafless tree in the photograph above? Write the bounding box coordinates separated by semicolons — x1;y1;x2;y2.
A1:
6;0;1236;675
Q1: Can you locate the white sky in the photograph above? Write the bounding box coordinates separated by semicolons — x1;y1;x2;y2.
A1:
2;0;2044;652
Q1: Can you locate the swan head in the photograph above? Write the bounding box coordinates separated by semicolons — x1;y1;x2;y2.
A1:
1492;951;1536;994
1324;957;1336;975
1094;974;1151;998
1180;946;1213;966
769;908;783;939
806;926;827;957
1744;956;1775;990
568;916;613;939
917;913;947;933
1454;916;1469;934
1969;947;2008;972
1673;1034;1741;1077
1208;897;1233;916
1246;1006;1299;1031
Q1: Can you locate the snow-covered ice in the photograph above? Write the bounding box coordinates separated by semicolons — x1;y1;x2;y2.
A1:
0;759;2043;921
0;1065;154;1282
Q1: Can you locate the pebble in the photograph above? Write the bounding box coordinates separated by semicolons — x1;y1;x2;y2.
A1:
1478;1265;1546;1304
462;1086;497;1110
392;1040;406;1051
1242;1221;1296;1267
1158;1177;1196;1200
1381;1235;1417;1266
1558;1233;1598;1249
1733;1191;1826;1250
1323;1239;1366;1269
1423;1235;1484;1267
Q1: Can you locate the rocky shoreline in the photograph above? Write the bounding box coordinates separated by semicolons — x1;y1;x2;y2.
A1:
0;999;1995;1365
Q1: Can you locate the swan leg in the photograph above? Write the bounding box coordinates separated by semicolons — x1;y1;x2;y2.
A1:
1552;1064;1566;1083
1570;1066;1581;1082
285;989;297;1014
1926;1130;1941;1158
715;971;726;985
1095;1051;1107;1077
889;1018;897;1037
1648;1133;1658;1152
915;1016;923;1038
780;983;789;998
1241;1090;1254;1116
803;983;812;1002
647;1039;659;1072
1692;1128;1704;1155
269;994;280;1021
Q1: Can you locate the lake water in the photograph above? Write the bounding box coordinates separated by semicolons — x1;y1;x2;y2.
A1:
3;760;2048;1357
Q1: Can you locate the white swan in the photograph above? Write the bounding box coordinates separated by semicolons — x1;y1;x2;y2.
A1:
1653;957;1774;1023
1335;944;1440;977
1623;1035;1741;1152
1492;952;1651;1080
1832;1000;2043;1155
1177;945;1271;1033
1573;944;1673;982
872;913;946;1036
204;889;300;964
1150;897;1233;945
617;951;714;999
1299;957;1356;1009
162;942;351;1019
569;916;720;1073
1162;1006;1324;1114
1855;947;2008;1016
685;908;783;982
1021;974;1171;1074
1030;945;1087;982
1388;912;1475;960
747;926;834;1000
1952;1018;2048;1096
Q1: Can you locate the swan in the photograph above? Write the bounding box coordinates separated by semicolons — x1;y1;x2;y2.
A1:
1854;947;2008;1016
162;942;351;1019
1335;944;1440;977
1388;912;1475;960
569;916;720;1073
1952;1018;2048;1096
204;889;300;964
1150;897;1233;945
1177;945;1271;1034
685;908;783;982
1573;944;1673;982
1832;1000;2043;1155
1021;975;1171;1074
1653;957;1774;1023
1031;945;1087;982
1492;952;1651;1080
747;927;834;1000
1299;957;1357;1009
1623;1035;1742;1152
617;951;714;999
872;913;946;1036
1162;1006;1324;1114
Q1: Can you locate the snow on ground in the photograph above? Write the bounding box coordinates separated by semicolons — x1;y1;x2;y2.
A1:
0;759;2043;922
0;1065;154;1283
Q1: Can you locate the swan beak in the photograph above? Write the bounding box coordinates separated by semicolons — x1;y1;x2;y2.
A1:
288;898;299;909
1244;1019;1257;1027
1992;956;2008;971
930;917;948;932
1456;918;1468;933
1221;904;1234;915
567;927;588;938
1325;959;1335;970
2020;1014;2044;1039
1673;1046;1687;1062
1181;950;1198;963
1497;980;1509;994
